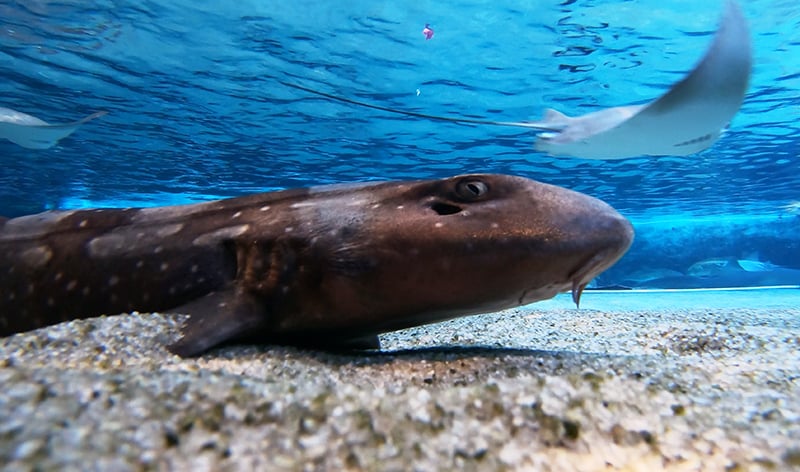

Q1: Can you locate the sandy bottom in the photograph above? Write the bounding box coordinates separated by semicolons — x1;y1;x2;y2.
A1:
1;289;799;471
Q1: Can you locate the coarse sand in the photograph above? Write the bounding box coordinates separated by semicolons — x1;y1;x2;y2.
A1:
1;288;799;471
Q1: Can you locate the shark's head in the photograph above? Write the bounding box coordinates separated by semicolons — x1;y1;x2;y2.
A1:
301;173;635;334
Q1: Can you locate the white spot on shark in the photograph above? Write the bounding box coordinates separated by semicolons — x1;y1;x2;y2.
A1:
232;211;242;219
108;276;119;286
192;224;250;246
87;234;127;258
20;246;53;268
156;224;183;237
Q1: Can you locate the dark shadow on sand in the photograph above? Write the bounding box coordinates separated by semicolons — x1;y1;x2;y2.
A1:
204;342;648;368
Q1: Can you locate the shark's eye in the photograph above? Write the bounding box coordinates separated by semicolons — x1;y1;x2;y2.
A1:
455;179;488;201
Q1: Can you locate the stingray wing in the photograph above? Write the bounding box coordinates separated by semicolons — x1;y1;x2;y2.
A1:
537;0;751;159
0;110;107;149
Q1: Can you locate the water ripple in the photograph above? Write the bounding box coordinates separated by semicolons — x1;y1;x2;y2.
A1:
0;0;797;221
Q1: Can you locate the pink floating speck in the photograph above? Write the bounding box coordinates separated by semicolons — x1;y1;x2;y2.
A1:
422;24;434;40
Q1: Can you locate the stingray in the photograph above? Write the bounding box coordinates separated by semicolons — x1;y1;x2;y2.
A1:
0;107;107;149
283;0;751;159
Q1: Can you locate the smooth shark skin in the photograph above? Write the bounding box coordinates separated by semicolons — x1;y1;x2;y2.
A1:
283;0;751;159
0;108;107;149
0;174;633;356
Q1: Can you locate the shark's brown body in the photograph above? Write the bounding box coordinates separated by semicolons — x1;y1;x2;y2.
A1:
0;174;633;356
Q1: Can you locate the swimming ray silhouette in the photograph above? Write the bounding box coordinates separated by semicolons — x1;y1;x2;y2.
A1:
284;0;750;160
0;108;107;149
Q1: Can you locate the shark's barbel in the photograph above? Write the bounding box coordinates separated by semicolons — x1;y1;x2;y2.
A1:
0;174;633;356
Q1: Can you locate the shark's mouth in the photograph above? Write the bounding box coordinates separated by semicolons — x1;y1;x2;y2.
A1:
513;246;627;308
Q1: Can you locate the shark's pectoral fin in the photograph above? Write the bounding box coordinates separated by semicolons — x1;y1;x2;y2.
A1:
167;288;267;357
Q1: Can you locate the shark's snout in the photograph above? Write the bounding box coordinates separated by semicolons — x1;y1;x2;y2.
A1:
512;181;634;309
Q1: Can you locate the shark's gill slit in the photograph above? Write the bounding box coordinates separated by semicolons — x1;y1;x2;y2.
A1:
430;202;463;216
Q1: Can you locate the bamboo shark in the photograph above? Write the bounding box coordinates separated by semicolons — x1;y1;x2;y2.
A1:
0;174;633;356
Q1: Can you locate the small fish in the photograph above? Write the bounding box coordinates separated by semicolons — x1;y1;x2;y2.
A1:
0;107;107;149
0;174;633;356
422;24;434;40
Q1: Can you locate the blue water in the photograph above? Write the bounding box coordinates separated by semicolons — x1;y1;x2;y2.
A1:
1;0;799;288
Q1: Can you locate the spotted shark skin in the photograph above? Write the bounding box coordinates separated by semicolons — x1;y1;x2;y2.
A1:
0;174;633;356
